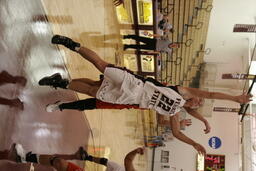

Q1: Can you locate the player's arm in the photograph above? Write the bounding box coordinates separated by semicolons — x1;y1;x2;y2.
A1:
170;114;206;155
158;113;186;129
177;86;252;104
142;31;162;38
124;147;144;171
184;107;211;134
152;34;162;38
157;114;170;126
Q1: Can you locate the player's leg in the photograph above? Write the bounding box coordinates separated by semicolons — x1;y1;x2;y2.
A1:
77;46;109;73
74;78;102;86
51;35;110;73
51;159;84;171
0;160;56;171
123;44;155;51
123;35;155;44
50;158;69;171
68;79;100;97
46;98;97;112
38;73;100;97
27;151;76;170
28;147;108;170
32;147;86;165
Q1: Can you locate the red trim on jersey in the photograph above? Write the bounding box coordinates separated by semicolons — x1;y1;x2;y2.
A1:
96;100;142;110
67;162;83;171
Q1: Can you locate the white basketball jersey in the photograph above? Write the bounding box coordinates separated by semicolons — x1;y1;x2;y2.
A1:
140;82;186;116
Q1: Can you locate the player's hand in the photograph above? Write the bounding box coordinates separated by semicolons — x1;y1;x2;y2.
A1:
193;143;206;156
235;94;253;104
204;121;211;134
136;147;145;155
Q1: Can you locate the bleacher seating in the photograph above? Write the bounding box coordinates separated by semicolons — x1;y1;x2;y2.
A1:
157;0;213;87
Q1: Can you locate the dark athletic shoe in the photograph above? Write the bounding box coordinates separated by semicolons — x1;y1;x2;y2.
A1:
123;44;129;50
78;147;89;160
25;152;38;163
51;35;80;51
15;144;26;163
38;73;69;89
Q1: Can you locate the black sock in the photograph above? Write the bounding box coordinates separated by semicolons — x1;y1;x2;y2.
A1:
59;98;97;111
99;158;108;166
85;155;108;166
86;155;93;161
26;152;38;163
58;79;69;89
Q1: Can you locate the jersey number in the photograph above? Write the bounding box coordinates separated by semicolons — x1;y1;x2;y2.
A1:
156;94;174;112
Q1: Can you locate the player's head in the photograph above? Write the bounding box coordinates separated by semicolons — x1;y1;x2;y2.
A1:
168;28;174;33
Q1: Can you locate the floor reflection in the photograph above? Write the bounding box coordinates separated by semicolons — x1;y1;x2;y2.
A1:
0;0;90;158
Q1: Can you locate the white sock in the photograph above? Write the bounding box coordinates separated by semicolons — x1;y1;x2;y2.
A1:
37;154;40;164
75;46;81;52
15;144;26;163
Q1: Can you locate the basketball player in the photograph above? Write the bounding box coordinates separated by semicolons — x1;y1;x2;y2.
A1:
26;146;145;171
0;160;56;171
0;143;56;171
45;97;210;133
0;143;84;171
45;98;141;112
38;35;251;155
1;144;144;171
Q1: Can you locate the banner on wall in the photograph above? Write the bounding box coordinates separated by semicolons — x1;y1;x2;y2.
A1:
205;154;225;171
222;73;255;80
208;136;222;149
197;154;225;171
233;24;256;32
213;107;239;113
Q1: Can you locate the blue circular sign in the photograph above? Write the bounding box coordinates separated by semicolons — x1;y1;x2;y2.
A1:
208;136;222;149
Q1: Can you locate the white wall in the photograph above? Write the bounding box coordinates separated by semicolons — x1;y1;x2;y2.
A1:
204;0;256;89
154;0;256;170
156;98;241;171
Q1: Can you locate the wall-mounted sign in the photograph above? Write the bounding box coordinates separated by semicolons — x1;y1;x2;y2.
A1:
115;3;133;24
141;55;154;72
197;154;225;171
213;107;239;113
137;0;153;25
222;73;255;80
123;54;138;71
233;24;256;32
208;136;221;149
